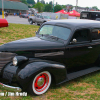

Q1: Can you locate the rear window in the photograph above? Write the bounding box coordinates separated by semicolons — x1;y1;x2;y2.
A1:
81;13;89;19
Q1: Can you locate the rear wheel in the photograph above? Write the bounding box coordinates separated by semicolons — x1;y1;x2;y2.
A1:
43;21;46;23
28;71;51;95
37;23;40;26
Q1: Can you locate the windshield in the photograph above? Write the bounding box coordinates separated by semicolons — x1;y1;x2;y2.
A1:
39;25;71;40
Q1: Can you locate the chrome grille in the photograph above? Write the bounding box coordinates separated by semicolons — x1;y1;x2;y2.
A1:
0;52;16;72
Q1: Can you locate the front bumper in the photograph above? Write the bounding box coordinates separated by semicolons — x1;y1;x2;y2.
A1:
0;82;22;92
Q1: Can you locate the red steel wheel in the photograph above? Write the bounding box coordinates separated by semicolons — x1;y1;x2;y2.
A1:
32;71;51;95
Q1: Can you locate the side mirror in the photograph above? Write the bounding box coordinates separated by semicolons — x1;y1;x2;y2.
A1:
73;38;77;43
70;38;77;44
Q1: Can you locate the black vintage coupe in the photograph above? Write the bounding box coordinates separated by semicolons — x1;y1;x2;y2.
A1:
0;19;100;95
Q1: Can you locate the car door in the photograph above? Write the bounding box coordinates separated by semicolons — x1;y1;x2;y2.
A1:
90;28;100;66
39;16;44;24
36;15;41;23
64;28;94;72
36;15;42;24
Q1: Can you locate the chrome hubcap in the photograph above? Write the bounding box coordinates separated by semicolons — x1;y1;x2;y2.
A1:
34;73;50;92
37;77;44;87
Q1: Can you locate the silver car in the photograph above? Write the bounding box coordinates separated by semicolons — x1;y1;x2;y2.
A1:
28;14;51;25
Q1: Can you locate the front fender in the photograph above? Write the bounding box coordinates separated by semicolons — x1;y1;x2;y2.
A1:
17;60;67;87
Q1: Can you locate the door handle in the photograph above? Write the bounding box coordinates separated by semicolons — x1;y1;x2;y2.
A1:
88;46;92;49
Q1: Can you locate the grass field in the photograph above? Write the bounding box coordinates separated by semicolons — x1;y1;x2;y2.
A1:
0;24;100;100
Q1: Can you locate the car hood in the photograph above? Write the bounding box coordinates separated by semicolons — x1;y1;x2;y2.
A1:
0;37;65;52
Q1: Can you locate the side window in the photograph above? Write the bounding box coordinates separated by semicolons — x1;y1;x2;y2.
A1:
71;29;90;43
81;13;88;19
91;28;100;40
40;16;43;18
37;15;40;18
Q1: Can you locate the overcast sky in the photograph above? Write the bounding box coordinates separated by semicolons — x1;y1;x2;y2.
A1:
35;0;100;9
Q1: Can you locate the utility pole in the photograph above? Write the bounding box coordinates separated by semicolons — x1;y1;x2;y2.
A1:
76;0;78;11
53;0;54;12
2;0;4;19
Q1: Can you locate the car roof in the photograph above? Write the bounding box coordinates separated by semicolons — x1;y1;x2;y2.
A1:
44;19;100;29
81;11;100;13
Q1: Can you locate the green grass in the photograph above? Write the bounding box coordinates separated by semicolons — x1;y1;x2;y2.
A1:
1;23;100;100
0;23;39;45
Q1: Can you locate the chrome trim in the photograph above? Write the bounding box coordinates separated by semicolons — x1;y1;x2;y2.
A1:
35;51;64;57
0;82;22;92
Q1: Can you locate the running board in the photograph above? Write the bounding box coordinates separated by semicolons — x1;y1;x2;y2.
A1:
67;66;100;81
57;66;100;85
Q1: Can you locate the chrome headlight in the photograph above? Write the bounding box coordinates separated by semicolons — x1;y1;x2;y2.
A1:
13;57;18;66
13;56;28;66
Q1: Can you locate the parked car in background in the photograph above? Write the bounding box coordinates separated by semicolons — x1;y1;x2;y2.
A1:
28;14;51;25
96;18;100;21
0;19;8;28
19;14;29;18
80;11;100;20
1;19;100;95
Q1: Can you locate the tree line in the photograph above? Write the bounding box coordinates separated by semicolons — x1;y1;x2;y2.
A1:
20;0;99;13
20;0;63;12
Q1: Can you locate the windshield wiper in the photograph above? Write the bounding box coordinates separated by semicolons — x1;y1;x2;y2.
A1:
43;34;59;40
39;34;64;43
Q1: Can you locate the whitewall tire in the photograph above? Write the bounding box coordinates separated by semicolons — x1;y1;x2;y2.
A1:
29;71;51;95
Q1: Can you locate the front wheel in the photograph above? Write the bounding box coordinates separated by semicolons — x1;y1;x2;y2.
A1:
29;19;33;24
28;71;51;95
